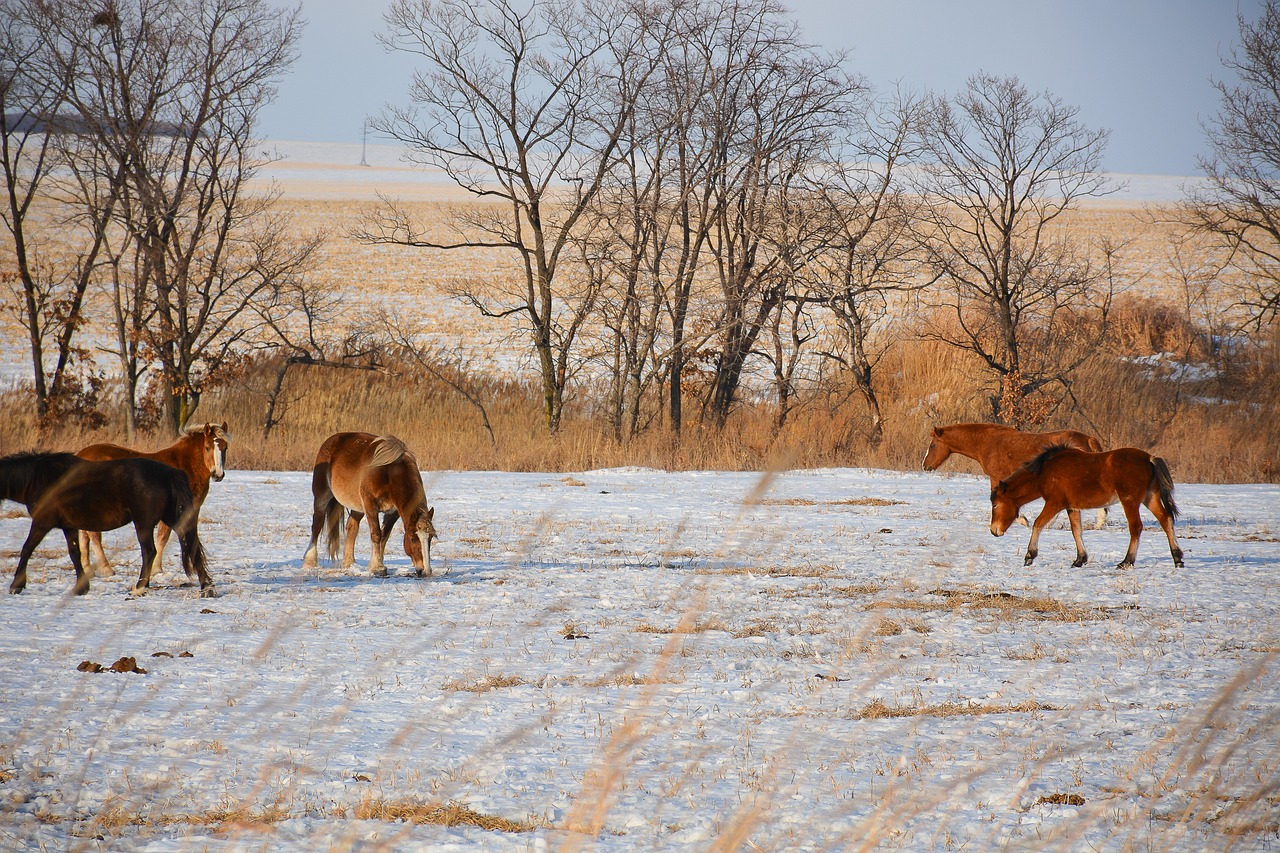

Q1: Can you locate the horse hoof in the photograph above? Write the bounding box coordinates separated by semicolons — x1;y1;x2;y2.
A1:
92;567;116;579
1115;561;1134;571
8;586;23;595
371;568;388;578
130;585;149;596
1071;558;1087;568
415;568;432;579
72;584;90;596
1023;556;1036;567
199;586;217;599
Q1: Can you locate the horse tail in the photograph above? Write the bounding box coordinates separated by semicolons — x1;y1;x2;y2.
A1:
322;498;344;562
1152;456;1179;520
182;528;208;581
170;470;200;533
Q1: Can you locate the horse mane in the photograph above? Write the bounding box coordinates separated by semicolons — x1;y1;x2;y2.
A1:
1022;444;1074;477
184;422;230;439
369;435;409;468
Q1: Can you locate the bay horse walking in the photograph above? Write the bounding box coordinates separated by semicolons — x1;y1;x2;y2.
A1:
77;422;228;578
923;422;1108;528
301;432;437;577
2;454;212;596
990;445;1184;571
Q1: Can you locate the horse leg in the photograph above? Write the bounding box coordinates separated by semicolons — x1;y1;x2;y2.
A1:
1067;509;1089;568
81;530;115;578
11;522;53;594
1094;506;1108;530
1024;504;1060;566
364;499;387;578
131;526;158;595
1146;492;1184;568
152;522;172;577
63;528;91;595
301;475;333;569
1116;500;1144;570
343;511;363;571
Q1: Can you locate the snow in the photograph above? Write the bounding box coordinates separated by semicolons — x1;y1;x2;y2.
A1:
1;466;1277;851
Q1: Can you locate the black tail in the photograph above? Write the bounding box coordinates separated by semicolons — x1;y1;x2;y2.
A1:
181;528;209;583
1152;457;1179;520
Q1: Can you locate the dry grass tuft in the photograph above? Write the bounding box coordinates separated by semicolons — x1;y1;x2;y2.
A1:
355;799;542;833
852;698;1060;720
827;497;907;507
862;587;1109;623
441;673;533;693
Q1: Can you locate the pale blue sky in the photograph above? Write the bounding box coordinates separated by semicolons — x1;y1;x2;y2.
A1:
260;0;1264;176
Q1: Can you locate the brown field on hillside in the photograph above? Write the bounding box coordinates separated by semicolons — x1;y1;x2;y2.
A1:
2;193;1277;482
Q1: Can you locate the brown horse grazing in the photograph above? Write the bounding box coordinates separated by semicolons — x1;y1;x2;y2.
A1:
923;422;1108;528
301;432;438;577
991;445;1184;571
4;454;212;596
77;422;229;578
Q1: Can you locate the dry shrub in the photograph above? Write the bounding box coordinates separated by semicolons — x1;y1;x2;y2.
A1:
354;799;541;832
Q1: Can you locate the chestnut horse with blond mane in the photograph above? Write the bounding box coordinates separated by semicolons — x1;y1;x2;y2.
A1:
76;422;229;578
990;445;1184;571
301;432;437;578
923;422;1108;528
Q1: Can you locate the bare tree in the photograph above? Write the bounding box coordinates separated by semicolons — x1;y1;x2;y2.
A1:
0;0;111;426
695;4;855;429
365;0;658;434
1184;0;1280;329
798;90;931;446
28;0;307;434
913;73;1115;424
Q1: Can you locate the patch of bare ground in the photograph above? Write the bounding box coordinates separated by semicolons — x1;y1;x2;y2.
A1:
694;563;840;578
87;804;290;832
862;586;1123;622
826;497;907;507
634;618;729;634
851;698;1060;720
354;799;545;832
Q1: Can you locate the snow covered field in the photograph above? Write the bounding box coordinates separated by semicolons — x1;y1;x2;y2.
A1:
0;465;1277;851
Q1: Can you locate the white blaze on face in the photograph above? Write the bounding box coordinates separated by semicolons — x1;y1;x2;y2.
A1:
213;441;226;480
419;532;432;574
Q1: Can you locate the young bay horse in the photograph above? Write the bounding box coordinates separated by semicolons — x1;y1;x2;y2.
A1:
3;454;212;596
990;445;1184;571
77;422;228;578
923;422;1108;528
301;432;437;577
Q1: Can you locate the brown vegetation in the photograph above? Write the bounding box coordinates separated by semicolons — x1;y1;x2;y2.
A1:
1;202;1276;483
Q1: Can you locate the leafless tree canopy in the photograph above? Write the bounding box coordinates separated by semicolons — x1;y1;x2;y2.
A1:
1;0;313;435
912;73;1114;424
1184;0;1280;329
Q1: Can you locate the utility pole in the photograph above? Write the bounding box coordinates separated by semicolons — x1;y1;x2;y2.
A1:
360;119;369;167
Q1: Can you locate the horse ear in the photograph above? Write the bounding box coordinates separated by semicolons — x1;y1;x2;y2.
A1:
932;426;943;437
427;506;434;520
220;420;228;432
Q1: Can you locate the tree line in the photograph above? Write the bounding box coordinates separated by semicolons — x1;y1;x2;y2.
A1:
4;0;1279;443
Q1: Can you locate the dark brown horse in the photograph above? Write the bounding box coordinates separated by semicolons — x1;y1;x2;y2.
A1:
77;422;229;578
923;422;1108;527
301;432;437;577
990;445;1184;571
2;454;212;596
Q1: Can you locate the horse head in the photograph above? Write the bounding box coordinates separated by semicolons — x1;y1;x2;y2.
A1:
989;480;1019;537
921;426;951;471
406;505;438;577
194;422;230;481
